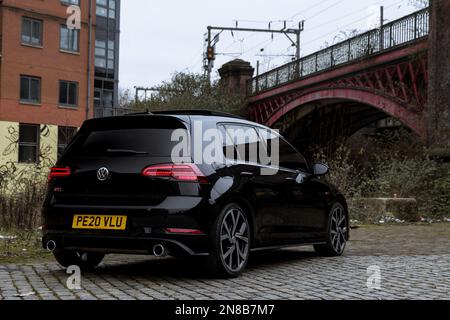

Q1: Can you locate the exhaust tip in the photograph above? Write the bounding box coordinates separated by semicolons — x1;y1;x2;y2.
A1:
152;244;166;257
46;240;57;252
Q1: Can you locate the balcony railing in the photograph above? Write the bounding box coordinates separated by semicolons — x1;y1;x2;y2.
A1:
94;106;141;118
247;7;429;96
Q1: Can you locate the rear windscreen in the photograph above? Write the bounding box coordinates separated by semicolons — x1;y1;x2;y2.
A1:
63;117;189;158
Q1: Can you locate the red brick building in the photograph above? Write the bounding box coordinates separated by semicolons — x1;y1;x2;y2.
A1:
0;0;120;166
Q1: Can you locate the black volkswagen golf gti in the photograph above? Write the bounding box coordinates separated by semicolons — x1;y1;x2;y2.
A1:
42;111;349;277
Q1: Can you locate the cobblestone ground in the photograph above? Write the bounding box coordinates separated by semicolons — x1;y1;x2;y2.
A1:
0;224;449;300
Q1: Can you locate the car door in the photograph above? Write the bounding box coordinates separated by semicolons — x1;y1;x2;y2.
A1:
219;124;289;246
290;173;330;240
253;128;308;244
258;130;328;242
277;137;329;240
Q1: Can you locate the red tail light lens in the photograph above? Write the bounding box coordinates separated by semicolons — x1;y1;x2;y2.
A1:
142;164;208;184
48;167;71;182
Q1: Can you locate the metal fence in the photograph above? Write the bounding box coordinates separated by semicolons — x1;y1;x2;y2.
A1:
94;107;141;118
248;8;429;95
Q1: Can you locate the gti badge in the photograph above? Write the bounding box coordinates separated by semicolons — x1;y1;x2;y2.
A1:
97;167;110;181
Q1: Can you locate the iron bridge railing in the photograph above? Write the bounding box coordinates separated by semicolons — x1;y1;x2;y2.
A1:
247;8;429;96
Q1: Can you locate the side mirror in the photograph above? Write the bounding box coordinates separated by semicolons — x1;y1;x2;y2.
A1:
313;163;329;176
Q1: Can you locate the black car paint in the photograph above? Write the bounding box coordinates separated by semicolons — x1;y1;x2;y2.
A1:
42;114;348;257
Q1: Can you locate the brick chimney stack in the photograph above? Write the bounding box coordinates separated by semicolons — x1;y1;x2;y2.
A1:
218;59;254;97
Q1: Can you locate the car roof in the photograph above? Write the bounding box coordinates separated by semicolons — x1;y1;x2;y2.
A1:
84;110;272;131
150;109;245;120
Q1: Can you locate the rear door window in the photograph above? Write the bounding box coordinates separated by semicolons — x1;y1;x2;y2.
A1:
257;128;310;173
220;124;262;164
218;125;239;161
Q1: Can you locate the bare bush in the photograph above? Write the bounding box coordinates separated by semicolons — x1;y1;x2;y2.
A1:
127;72;248;117
314;129;449;219
314;145;371;198
0;162;47;230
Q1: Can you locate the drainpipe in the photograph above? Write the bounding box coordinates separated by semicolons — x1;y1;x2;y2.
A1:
86;0;93;120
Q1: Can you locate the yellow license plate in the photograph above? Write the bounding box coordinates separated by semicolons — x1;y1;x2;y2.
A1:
72;215;127;230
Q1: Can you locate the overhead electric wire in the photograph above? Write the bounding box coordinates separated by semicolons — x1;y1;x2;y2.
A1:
227;0;345;58
301;0;404;49
306;0;402;32
206;0;410;73
305;0;346;21
288;0;334;19
258;0;403;57
238;0;350;59
237;0;344;59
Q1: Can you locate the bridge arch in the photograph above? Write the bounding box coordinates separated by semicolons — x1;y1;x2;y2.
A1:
266;88;426;139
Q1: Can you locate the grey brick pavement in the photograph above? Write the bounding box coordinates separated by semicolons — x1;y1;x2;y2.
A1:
0;250;449;300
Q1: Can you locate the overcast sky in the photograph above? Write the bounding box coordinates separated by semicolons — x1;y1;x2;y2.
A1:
119;0;423;91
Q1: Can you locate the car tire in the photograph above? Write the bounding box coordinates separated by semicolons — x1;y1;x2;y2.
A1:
314;202;348;257
206;203;251;278
53;250;105;271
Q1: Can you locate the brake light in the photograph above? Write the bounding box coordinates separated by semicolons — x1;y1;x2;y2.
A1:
48;167;71;182
142;164;208;183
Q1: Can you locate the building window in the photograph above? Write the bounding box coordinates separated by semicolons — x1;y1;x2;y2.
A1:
95;39;115;70
61;0;80;5
58;126;77;159
60;25;79;52
19;124;40;163
95;40;107;68
20;75;41;104
21;17;42;46
59;81;78;107
94;79;115;108
96;0;116;19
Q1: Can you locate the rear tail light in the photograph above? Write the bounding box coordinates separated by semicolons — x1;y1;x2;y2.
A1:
142;164;208;184
48;166;71;182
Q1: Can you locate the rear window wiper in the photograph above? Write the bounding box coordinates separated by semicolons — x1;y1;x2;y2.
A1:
105;149;149;155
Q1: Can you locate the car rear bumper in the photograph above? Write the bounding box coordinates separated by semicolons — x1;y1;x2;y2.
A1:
42;196;217;256
42;232;210;256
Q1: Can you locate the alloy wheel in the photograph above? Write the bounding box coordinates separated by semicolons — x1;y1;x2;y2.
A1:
330;205;347;254
219;207;250;272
